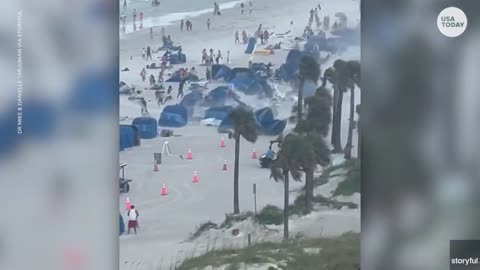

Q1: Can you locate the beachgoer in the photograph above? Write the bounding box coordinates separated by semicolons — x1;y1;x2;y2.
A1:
140;68;147;81
133;9;137;22
158;70;164;84
249;1;253;14
207;19;211;30
235;30;240;44
146;46;152;60
141;47;146;60
161;27;165;35
123;0;127;8
209;49;214;64
215;2;220;15
263;30;269;44
215;50;222;64
149;74;156;86
167;85;173;95
155;91;164;106
150;28;153;40
227;51;230;64
240;2;245;15
181;19;184;31
206;67;211;81
127;205;139;235
242;30;247;43
259;31;264;45
140;12;144;22
201;49;207;64
140;98;149;116
177;81;185;99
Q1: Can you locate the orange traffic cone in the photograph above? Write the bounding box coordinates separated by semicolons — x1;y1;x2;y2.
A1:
222;160;228;171
153;160;159;171
125;197;131;210
220;136;225;148
192;171;199;183
251;148;257;159
161;184;168;196
186;148;193;160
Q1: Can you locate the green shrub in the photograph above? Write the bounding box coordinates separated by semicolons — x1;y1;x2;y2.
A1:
256;205;283;225
220;212;254;229
190;221;218;240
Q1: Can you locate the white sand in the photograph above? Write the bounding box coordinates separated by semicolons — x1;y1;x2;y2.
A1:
119;0;360;269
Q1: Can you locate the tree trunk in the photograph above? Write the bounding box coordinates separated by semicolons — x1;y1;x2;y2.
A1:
283;169;289;242
305;168;314;213
297;78;305;127
233;135;240;214
344;87;355;159
332;85;343;153
331;84;338;145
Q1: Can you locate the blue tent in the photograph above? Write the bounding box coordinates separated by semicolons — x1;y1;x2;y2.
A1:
212;64;232;80
204;86;235;107
132;117;158;139
204;106;234;121
255;107;287;136
244;37;256;54
158;104;188;127
228;68;273;97
255;107;275;126
217;115;233;133
259;120;287;136
166;72;182;83
180;90;203;108
68;69;118;114
120;125;140;151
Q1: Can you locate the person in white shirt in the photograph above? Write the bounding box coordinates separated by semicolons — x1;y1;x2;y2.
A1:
127;205;139;234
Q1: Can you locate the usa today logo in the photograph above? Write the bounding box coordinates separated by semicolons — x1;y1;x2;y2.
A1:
437;7;467;37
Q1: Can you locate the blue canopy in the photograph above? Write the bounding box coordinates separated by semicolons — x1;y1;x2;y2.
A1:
120;125;140;151
170;52;187;65
255;107;287;136
259;120;287;136
212;64;232;80
132;117;158;139
228;68;272;97
204;106;234;121
166;72;182;83
204;86;234;107
180;90;203;108
158;104;188;127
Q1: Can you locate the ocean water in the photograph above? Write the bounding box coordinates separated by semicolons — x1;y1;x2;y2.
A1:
120;0;245;34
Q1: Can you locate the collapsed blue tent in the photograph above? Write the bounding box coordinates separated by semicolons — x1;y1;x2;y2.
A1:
204;86;235;107
212;64;232;80
68;69;117;114
120;125;140;151
255;107;275;126
259;120;287;136
229;68;272;96
158;104;188;127
255;107;287;136
166;72;182;82
132;117;158;139
204;106;234;121
244;37;256;54
275;50;315;82
180;90;203;108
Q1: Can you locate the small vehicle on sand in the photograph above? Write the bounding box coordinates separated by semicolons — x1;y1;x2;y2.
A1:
119;163;132;193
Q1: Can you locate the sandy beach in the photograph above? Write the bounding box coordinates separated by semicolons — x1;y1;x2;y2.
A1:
119;0;360;269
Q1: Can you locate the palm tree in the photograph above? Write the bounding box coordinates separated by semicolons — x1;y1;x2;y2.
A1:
344;60;360;159
296;56;320;129
229;107;258;214
328;60;355;153
270;135;304;241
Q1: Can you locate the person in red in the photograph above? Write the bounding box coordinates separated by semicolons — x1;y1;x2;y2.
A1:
139;12;144;22
127;205;139;235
